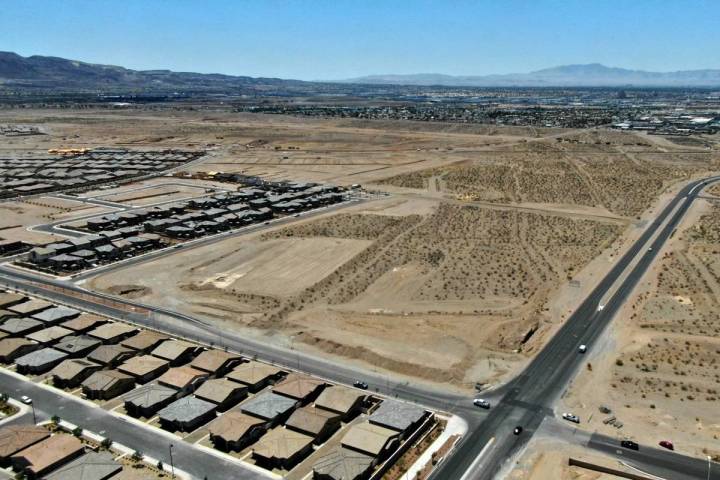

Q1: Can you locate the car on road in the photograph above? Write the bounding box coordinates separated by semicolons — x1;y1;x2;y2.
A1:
597;304;605;311
620;440;639;450
513;426;523;435
473;398;491;409
578;345;587;353
353;380;368;390
648;247;653;252
659;440;674;451
562;413;580;424
20;395;32;405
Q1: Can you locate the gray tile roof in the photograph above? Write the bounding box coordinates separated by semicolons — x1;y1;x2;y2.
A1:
30;306;80;324
240;391;296;420
54;335;101;354
44;451;121;480
14;347;68;368
368;399;427;432
158;396;216;423
123;383;177;409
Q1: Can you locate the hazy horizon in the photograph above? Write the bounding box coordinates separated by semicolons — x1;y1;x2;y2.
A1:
2;0;719;81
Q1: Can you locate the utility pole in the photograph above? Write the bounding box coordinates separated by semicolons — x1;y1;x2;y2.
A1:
169;443;175;479
29;399;36;424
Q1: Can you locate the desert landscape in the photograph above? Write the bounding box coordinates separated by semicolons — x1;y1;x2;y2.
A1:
19;108;707;393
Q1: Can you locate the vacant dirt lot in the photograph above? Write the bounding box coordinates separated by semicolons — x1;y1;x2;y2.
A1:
562;197;720;459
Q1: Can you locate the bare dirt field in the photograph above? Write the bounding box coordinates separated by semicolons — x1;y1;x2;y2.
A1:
5;108;719;392
562;196;720;459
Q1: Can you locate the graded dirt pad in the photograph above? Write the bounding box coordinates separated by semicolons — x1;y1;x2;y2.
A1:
89;197;622;389
562;199;720;459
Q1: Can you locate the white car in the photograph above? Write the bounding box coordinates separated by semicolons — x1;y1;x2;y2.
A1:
20;396;32;405
578;345;587;353
562;413;580;424
473;398;491;409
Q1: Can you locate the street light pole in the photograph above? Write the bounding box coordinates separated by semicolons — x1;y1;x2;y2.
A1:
708;456;712;480
169;443;175;479
29;399;36;424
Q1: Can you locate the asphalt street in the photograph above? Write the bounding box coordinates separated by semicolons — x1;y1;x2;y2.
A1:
1;177;718;479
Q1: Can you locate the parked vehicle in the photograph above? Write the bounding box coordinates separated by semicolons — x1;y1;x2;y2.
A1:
659;440;674;451
562;413;580;424
353;380;368;390
20;395;32;405
513;426;523;435
578;345;587;353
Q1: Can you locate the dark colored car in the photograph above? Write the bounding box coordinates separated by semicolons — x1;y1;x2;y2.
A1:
621;440;639;451
659;440;674;451
353;380;369;390
513;426;523;435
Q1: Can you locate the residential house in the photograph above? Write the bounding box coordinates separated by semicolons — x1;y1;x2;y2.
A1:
151;340;198;366
157;366;208;394
123;383;178;418
8;299;53;316
0;318;44;337
44;451;122;480
60;314;107;334
207;411;267;452
15;348;68;374
26;326;73;346
285;406;341;443
50;359;102;388
251;427;314;470
118;355;169;383
82;370;135;400
312;446;374;480
87;322;138;344
341;422;400;460
30;306;80;325
190;349;242;377
368;400;429;437
273;373;327;404
54;335;101;357
314;386;366;421
194;378;247;411
0;426;50;466
226;361;285;392
11;434;84;479
120;330;167;353
157;396;217;432
241;391;297;425
87;344;136;367
0;338;38;363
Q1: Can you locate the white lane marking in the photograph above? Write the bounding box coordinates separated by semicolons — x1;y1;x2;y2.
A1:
460;437;496;480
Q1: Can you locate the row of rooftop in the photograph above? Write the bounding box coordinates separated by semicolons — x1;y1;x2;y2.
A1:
0;148;203;198
21;182;346;274
0;290;433;479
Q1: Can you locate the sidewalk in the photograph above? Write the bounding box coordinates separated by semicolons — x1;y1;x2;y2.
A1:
403;414;467;479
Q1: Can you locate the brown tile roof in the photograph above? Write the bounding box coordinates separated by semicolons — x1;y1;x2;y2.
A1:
0;425;50;459
312;446;374;480
151;339;197;361
0;292;26;309
81;370;134;392
208;411;265;442
272;372;326;400
190;349;241;373
49;359;100;381
226;361;283;386
118;355;168;378
87;322;137;341
252;427;313;461
157;366;208;390
0;337;35;358
285;406;339;436
315;386;366;414
11;434;84;475
87;344;135;365
195;378;246;404
341;422;399;457
26;326;72;344
60;314;107;332
8;298;53;315
120;330;168;351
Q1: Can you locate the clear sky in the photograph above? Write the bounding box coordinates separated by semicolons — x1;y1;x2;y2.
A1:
1;0;718;80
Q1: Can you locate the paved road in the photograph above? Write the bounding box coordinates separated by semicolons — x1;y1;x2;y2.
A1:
433;175;720;480
1;177;719;479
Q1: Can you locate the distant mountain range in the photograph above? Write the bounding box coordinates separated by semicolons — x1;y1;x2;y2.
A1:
1;52;719;94
0;51;306;93
341;64;720;87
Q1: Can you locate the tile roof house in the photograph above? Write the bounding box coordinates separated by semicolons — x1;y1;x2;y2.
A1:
50;359;102;389
87;322;138;344
312;446;375;480
251;427;314;470
118;355;169;383
123;383;178;418
7;298;54;316
0;317;44;336
0;338;38;363
120;330;168;352
26;326;73;345
226;361;286;392
272;373;327;404
60;314;107;333
157;366;208;394
82;370;135;400
190;349;242;376
44;451;122;480
87;344;136;367
158;396;217;432
53;335;101;357
285;406;341;443
194;378;247;411
30;306;80;325
241;391;298;425
11;434;85;478
0;425;50;465
341;422;400;459
15;347;68;374
207;411;267;452
0;309;19;322
150;340;199;366
368;400;429;436
314;386;366;420
0;292;26;309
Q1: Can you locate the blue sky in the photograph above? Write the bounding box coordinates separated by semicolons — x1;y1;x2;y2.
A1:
1;1;718;80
